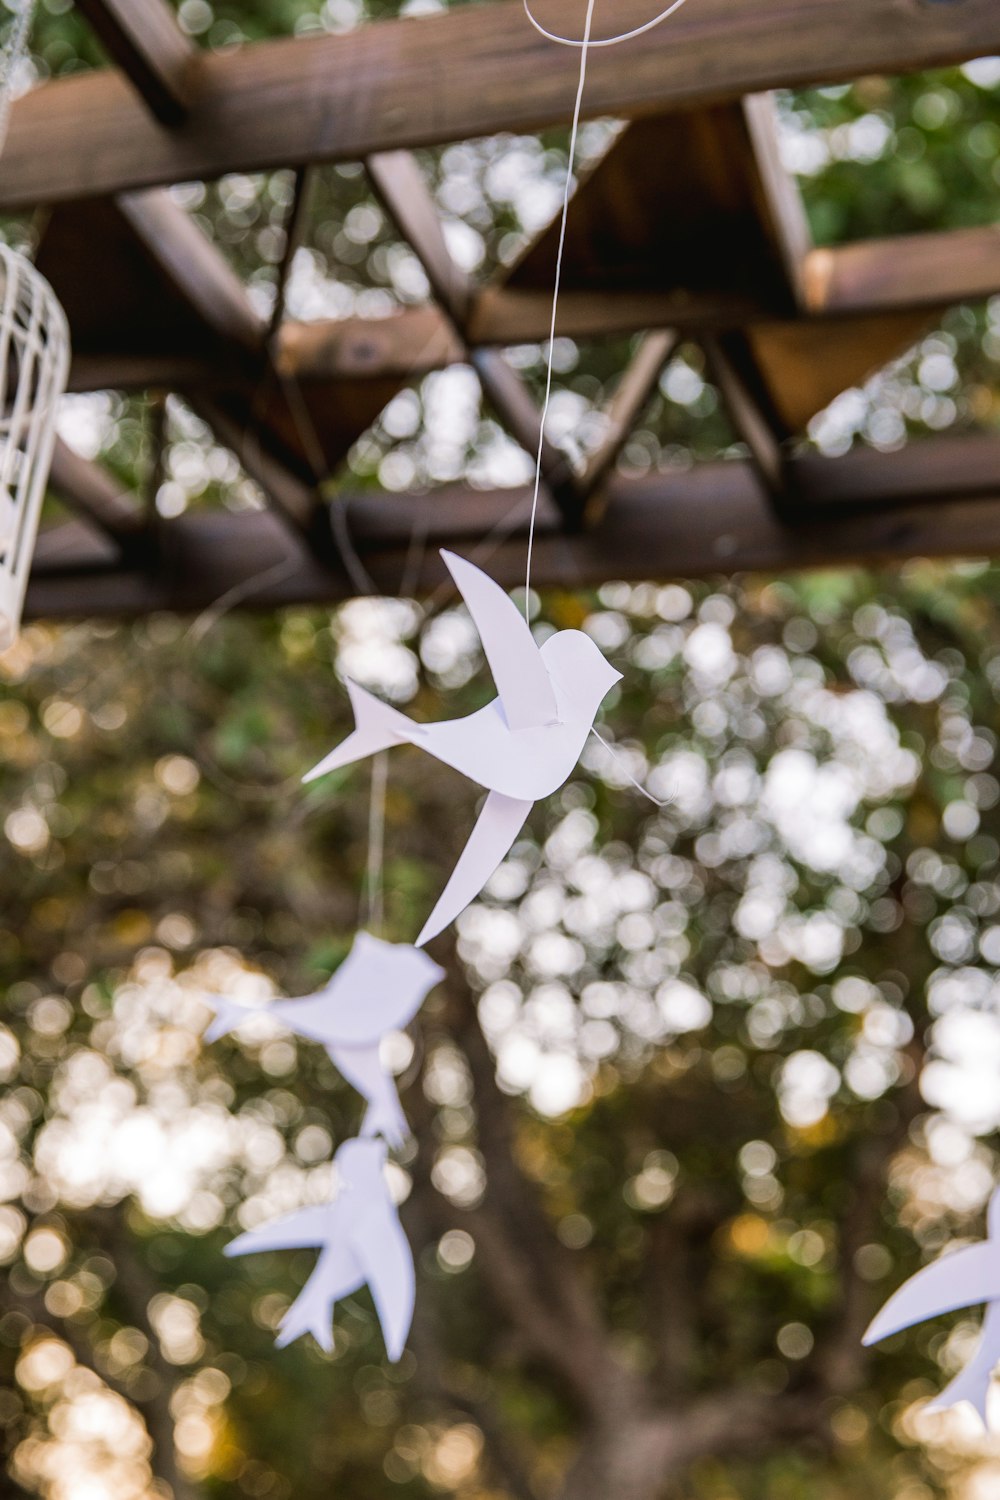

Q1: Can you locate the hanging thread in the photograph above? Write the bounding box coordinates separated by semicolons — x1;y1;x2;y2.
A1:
523;0;689;47
589;724;669;807
523;0;597;623
521;0;692;624
365;749;388;934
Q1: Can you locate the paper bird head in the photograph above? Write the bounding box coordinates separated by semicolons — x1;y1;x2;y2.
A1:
541;627;623;718
336;1134;387;1189
349;931;446;998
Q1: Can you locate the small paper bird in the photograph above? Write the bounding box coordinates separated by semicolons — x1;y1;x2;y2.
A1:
204;932;444;1147
304;549;622;945
864;1187;1000;1426
225;1136;414;1360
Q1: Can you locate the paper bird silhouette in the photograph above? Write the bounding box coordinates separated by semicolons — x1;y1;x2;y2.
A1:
303;549;622;944
864;1187;1000;1427
204;932;444;1147
225;1136;414;1360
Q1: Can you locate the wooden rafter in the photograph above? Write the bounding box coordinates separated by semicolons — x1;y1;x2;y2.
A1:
48;218;1000;400
8;0;1000;619
806;225;1000;317
578;331;677;507
28;434;1000;621
498;103;804;319
368;148;586;523
115;189;264;357
73;0;196;124
267;166;315;337
5;0;1000;212
367;151;473;329
47;438;150;551
702;333;789;500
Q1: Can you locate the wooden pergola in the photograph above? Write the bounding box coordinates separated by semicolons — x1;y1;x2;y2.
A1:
13;0;1000;619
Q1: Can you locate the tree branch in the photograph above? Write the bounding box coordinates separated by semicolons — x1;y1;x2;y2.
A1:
811;1039;927;1396
424;945;630;1417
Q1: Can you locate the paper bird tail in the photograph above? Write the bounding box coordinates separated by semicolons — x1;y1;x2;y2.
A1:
927;1360;993;1426
360;1086;409;1150
203;996;252;1044
303;680;412;784
275;1268;336;1353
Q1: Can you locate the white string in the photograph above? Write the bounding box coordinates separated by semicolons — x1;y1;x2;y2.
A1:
365;750;388;934
523;0;597;624
523;0;689;47
589;725;670;806
185;549;303;647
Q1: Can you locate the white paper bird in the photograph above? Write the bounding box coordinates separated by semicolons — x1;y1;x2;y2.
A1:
864;1187;1000;1426
204;932;444;1147
304;549;622;945
226;1136;414;1360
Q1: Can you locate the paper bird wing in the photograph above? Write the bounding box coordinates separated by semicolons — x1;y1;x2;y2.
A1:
416;790;532;946
926;1298;1000;1425
224;1204;335;1258
349;1198;415;1363
864;1243;1000;1345
441;550;558;732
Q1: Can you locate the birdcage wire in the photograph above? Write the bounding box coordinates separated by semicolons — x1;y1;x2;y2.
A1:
0;0;70;646
0;243;69;647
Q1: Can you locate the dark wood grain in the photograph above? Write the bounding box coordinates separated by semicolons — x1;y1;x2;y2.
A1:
6;0;1000;210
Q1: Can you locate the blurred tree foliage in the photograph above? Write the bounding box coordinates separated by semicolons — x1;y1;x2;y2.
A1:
2;3;1000;1499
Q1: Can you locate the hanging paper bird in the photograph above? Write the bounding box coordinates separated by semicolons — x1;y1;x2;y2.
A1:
226;1136;414;1359
304;549;622;944
204;932;444;1147
864;1186;1000;1426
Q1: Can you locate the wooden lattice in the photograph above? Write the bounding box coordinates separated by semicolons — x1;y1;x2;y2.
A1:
6;0;1000;621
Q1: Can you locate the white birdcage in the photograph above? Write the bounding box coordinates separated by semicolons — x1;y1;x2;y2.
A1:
0;0;70;646
0;245;69;646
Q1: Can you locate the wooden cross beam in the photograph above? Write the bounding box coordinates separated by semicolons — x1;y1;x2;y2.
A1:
27;434;1000;620
73;0;196;124
5;0;1000;211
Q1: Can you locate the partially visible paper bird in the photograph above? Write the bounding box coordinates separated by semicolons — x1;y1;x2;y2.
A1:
864;1187;1000;1426
303;549;622;945
225;1136;414;1360
204;932;444;1147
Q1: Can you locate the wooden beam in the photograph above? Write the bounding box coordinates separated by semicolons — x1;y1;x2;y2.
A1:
67;351;224;392
498;104;804;320
47;438;150;549
806;225;1000;317
741;310;935;436
470;286;768;342
25;434;1000;618
57;211;1000;400
6;0;1000;210
116;189;264;355
368;148;585;523
267;165;314;337
276;216;1000;388
578;330;676;505
367;151;473;328
73;0;197;125
741;93;812;310
274;307;463;383
110;189;370;546
703;332;789;497
470;347;583;522
189;395;323;538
